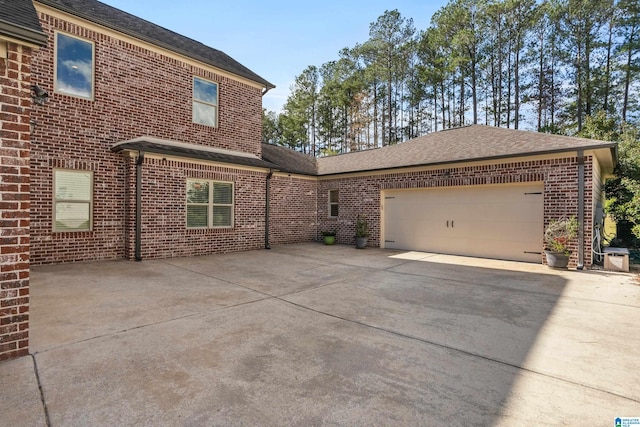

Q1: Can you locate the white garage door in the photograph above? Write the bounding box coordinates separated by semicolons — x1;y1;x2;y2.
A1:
382;183;544;263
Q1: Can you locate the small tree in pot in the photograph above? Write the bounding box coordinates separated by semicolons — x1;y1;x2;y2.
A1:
355;215;369;249
544;216;579;268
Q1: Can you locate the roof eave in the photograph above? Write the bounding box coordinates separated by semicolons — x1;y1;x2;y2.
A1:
0;19;47;46
111;140;279;170
35;0;274;90
317;144;618;177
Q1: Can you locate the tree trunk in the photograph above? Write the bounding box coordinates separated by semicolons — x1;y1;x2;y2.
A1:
537;29;544;131
514;44;520;130
622;30;634;122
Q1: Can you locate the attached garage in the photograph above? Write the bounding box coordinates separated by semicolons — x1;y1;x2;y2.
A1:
307;125;617;269
381;183;544;263
263;125;617;269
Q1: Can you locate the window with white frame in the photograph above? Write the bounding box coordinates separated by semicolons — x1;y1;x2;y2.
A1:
54;32;94;100
328;189;339;218
193;77;218;127
54;169;93;232
186;180;233;228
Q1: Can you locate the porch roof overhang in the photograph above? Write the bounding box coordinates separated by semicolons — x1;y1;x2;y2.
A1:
111;137;279;170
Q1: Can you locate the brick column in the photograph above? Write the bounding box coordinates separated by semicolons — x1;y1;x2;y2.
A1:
0;42;33;361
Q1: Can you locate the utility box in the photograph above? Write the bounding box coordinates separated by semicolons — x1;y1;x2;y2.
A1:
604;247;630;272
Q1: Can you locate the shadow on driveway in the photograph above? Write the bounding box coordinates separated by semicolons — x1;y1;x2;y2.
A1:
5;243;639;425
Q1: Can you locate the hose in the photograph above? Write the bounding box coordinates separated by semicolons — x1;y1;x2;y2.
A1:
592;225;605;264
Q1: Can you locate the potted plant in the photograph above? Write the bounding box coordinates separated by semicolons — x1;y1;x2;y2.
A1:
544;216;579;268
355;215;369;249
321;230;336;245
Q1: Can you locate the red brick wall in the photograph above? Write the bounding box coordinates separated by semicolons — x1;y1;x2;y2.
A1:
318;156;594;268
0;43;32;361
29;12;264;264
124;156;268;259
269;175;317;245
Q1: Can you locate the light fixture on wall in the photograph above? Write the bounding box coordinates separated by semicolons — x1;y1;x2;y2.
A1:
31;84;48;105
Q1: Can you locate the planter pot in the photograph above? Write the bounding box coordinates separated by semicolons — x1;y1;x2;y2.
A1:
545;250;569;268
355;237;368;249
323;235;336;245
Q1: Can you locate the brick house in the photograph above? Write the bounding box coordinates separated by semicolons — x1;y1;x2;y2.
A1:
0;0;616;361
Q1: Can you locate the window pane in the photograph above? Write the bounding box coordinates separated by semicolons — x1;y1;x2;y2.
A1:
330;204;339;217
193;103;217;127
55;170;91;201
194;78;218;104
187;205;208;227
187;181;209;204
329;190;338;203
56;202;90;231
213;183;232;204
212;206;232;227
56;33;93;99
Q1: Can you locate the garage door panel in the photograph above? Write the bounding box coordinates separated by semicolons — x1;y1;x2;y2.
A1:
383;183;543;263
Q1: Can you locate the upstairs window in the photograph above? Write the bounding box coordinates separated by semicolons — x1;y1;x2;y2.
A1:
186;180;233;228
54;32;94;100
328;189;339;218
54;169;93;232
193;77;218;127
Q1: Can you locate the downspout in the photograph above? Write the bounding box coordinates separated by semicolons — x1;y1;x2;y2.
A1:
577;150;585;270
265;169;273;249
135;151;144;261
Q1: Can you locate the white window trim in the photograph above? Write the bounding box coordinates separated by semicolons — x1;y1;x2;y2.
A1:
53;169;94;232
186;179;234;229
53;31;95;101
328;189;339;218
192;76;219;127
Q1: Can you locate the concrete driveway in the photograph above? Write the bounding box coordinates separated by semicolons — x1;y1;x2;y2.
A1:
2;243;639;425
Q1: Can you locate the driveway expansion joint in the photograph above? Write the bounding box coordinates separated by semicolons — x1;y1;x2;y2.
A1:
278;295;640;405
30;354;51;427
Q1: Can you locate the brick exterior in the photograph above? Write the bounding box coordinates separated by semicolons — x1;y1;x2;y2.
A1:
0;3;607;364
269;175;318;245
0;42;32;361
318;156;594;269
29;11;264;264
123;156;269;259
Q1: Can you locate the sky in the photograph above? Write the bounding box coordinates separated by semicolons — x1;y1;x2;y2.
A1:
101;0;449;113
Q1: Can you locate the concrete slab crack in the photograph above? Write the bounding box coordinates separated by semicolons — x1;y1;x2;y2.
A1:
30;354;51;427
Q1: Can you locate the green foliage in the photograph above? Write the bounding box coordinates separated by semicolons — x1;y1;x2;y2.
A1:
262;109;281;145
263;1;640;155
355;215;370;237
544;216;579;254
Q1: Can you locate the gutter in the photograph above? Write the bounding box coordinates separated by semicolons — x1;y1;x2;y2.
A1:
135;152;144;261
315;144;617;177
577;150;585;270
0;20;48;47
264;170;274;249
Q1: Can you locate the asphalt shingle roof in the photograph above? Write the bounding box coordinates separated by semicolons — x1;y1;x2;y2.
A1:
261;144;318;175
112;137;279;170
0;0;47;45
36;0;274;89
261;125;617;176
315;125;617;175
